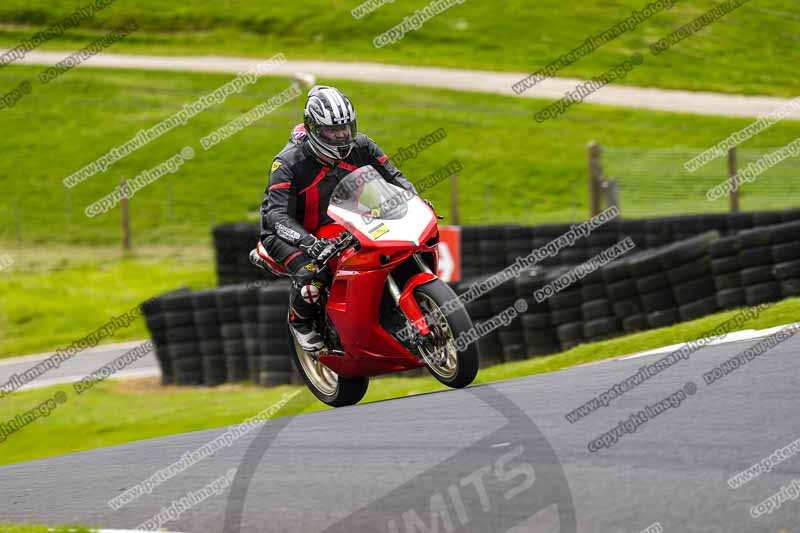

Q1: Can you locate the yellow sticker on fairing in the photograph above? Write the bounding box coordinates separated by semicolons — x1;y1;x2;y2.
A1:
369;223;390;239
271;160;282;172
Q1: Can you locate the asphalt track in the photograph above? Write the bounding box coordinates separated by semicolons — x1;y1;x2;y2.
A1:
1;332;798;532
6;49;799;120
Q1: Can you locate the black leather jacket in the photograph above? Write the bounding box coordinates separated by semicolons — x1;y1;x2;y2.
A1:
261;132;417;266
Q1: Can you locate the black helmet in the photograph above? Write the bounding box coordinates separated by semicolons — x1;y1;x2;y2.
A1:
303;85;357;162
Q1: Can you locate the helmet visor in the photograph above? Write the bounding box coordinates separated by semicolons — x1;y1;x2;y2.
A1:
318;123;357;147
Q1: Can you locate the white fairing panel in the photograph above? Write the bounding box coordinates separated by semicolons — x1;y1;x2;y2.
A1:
327;166;435;245
329;192;433;245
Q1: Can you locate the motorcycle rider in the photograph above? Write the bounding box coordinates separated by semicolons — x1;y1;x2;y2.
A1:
256;85;425;351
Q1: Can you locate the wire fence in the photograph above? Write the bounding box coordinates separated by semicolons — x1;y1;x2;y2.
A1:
0;178;266;246
2;145;796;245
605;146;800;218
0;172;587;246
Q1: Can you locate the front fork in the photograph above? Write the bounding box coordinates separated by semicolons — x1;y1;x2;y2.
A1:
386;254;437;338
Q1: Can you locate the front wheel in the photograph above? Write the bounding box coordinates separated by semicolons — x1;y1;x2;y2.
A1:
413;280;479;388
288;320;369;407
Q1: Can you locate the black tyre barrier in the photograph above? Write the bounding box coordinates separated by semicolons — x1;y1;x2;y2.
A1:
640;288;676;313
710;236;740;257
666;255;711;285
711;256;740;275
717;288;746;310
678;296;718;322
745;281;782;305
583;317;620;340
714;272;741;291
622;313;648;333
779;278;800;297
144;212;800;386
673;276;716;305
739;265;775;286
477;332;503;367
646;308;680;329
774;259;800;280
211;212;798;286
580;283;607;300
522;328;560;356
628;250;665;278
636;271;671;293
551;307;582;325
556;321;584;346
169;342;203;386
658;231;719;270
772;242;800;263
607;279;637;300
140;287;192;385
612;298;642;318
581;299;612;321
739;246;774;268
549;289;583;309
738;227;772;248
213;223;277;287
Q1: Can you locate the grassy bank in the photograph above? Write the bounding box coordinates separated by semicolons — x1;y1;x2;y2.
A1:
0;1;796;96
0;245;214;357
2;64;799;248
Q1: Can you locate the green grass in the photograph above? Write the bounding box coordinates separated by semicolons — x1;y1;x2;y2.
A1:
0;1;797;96
0;245;214;357
1;296;797;467
2;63;800;248
0;526;93;533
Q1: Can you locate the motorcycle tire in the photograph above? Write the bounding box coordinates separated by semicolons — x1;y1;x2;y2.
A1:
287;318;369;407
413;279;480;389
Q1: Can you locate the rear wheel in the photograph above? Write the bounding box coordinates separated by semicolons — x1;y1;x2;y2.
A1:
414;280;479;388
288;319;369;407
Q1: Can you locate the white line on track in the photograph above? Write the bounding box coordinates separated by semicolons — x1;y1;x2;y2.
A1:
587;320;800;366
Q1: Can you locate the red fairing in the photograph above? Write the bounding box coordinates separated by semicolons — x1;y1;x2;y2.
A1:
321;268;425;378
399;273;438;336
313;211;440;378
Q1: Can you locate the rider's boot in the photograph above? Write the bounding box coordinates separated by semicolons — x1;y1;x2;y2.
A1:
289;311;325;352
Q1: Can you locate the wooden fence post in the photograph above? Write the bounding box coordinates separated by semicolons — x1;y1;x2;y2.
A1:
450;173;460;225
120;177;131;250
728;147;739;212
603;177;621;213
588;141;603;217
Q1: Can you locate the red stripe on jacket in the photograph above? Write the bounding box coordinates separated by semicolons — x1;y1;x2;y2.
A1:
284;250;304;266
301;167;330;232
337;161;359;171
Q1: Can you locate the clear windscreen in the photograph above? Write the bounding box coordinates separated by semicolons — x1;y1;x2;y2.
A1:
330;166;412;221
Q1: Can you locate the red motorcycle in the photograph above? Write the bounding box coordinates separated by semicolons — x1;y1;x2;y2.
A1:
254;166;479;406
